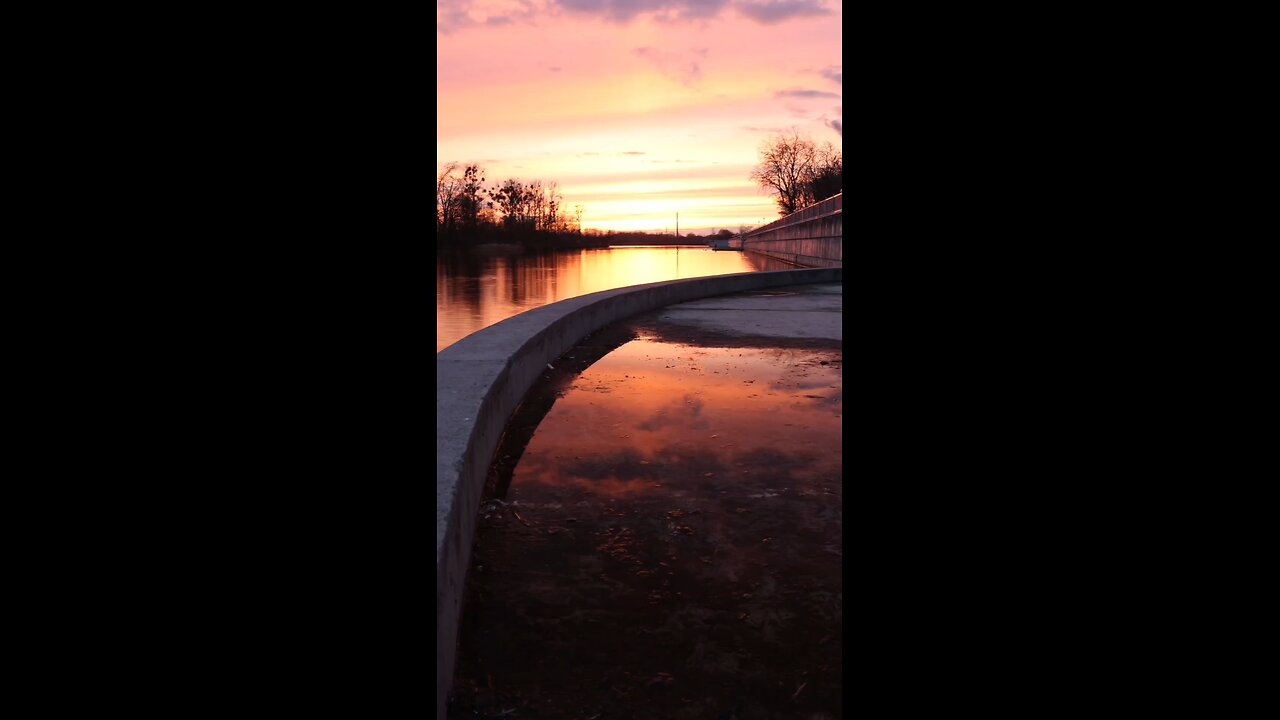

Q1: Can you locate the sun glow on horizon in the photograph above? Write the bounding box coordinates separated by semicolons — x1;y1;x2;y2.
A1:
437;1;841;233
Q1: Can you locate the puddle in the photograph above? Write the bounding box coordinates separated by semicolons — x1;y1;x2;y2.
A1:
450;321;842;720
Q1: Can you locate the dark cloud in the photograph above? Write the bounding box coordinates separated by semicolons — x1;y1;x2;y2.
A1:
444;0;830;31
775;88;840;99
556;0;731;22
558;0;655;21
827;119;841;136
630;394;715;431
436;1;475;34
438;0;540;33
636;413;674;432
736;0;832;23
662;0;732;19
559;447;659;482
549;65;563;72
819;64;841;86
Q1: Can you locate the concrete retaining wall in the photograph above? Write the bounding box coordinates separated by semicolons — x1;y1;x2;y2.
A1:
739;193;842;268
436;267;843;718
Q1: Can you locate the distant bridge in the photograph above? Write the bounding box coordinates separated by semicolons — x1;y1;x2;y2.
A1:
713;193;842;268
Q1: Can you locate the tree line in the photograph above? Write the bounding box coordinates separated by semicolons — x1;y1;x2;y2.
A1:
750;129;842;217
439;128;841;247
436;162;584;244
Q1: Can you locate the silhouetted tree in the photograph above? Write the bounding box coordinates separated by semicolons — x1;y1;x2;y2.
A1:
439;168;590;246
457;164;486;232
541;181;563;232
526;179;546;228
437;162;462;237
488;179;528;223
750;129;842;216
807;148;842;204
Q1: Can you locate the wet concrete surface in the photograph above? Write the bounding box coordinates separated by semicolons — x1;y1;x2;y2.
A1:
450;284;842;720
653;284;842;342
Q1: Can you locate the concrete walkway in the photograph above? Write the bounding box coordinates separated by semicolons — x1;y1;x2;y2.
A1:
449;283;843;720
437;269;840;720
653;283;842;341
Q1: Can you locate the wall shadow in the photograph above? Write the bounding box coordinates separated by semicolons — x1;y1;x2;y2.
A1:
482;320;639;500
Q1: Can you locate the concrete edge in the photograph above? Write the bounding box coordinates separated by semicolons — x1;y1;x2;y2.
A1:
435;267;842;719
742;246;843;269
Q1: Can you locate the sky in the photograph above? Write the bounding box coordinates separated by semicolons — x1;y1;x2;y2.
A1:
437;0;842;234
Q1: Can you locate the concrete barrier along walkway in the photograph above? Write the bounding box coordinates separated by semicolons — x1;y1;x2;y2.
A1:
436;267;841;718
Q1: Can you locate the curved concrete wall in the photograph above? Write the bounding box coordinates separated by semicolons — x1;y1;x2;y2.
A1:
740;193;842;268
436;267;842;718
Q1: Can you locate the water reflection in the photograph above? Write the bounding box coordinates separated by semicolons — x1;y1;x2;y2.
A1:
450;333;842;719
436;247;794;352
515;339;841;497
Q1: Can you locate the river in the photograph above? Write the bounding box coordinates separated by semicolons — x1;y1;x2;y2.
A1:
436;245;794;352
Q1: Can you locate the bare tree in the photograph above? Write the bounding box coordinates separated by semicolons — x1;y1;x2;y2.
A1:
525;180;546;229
749;129;841;216
806;144;842;205
750;129;817;216
437;162;462;236
488;179;532;226
542;181;562;232
457;164;486;231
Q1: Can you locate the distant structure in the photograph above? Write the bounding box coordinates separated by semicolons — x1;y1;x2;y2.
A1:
708;234;738;251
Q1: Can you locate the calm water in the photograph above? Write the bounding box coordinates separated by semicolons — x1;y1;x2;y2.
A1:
436;246;793;352
450;310;842;718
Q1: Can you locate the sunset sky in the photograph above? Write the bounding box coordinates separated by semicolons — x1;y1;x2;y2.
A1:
437;0;842;234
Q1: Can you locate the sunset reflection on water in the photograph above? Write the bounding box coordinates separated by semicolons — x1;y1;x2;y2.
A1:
451;324;843;718
515;337;842;498
436;246;793;352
